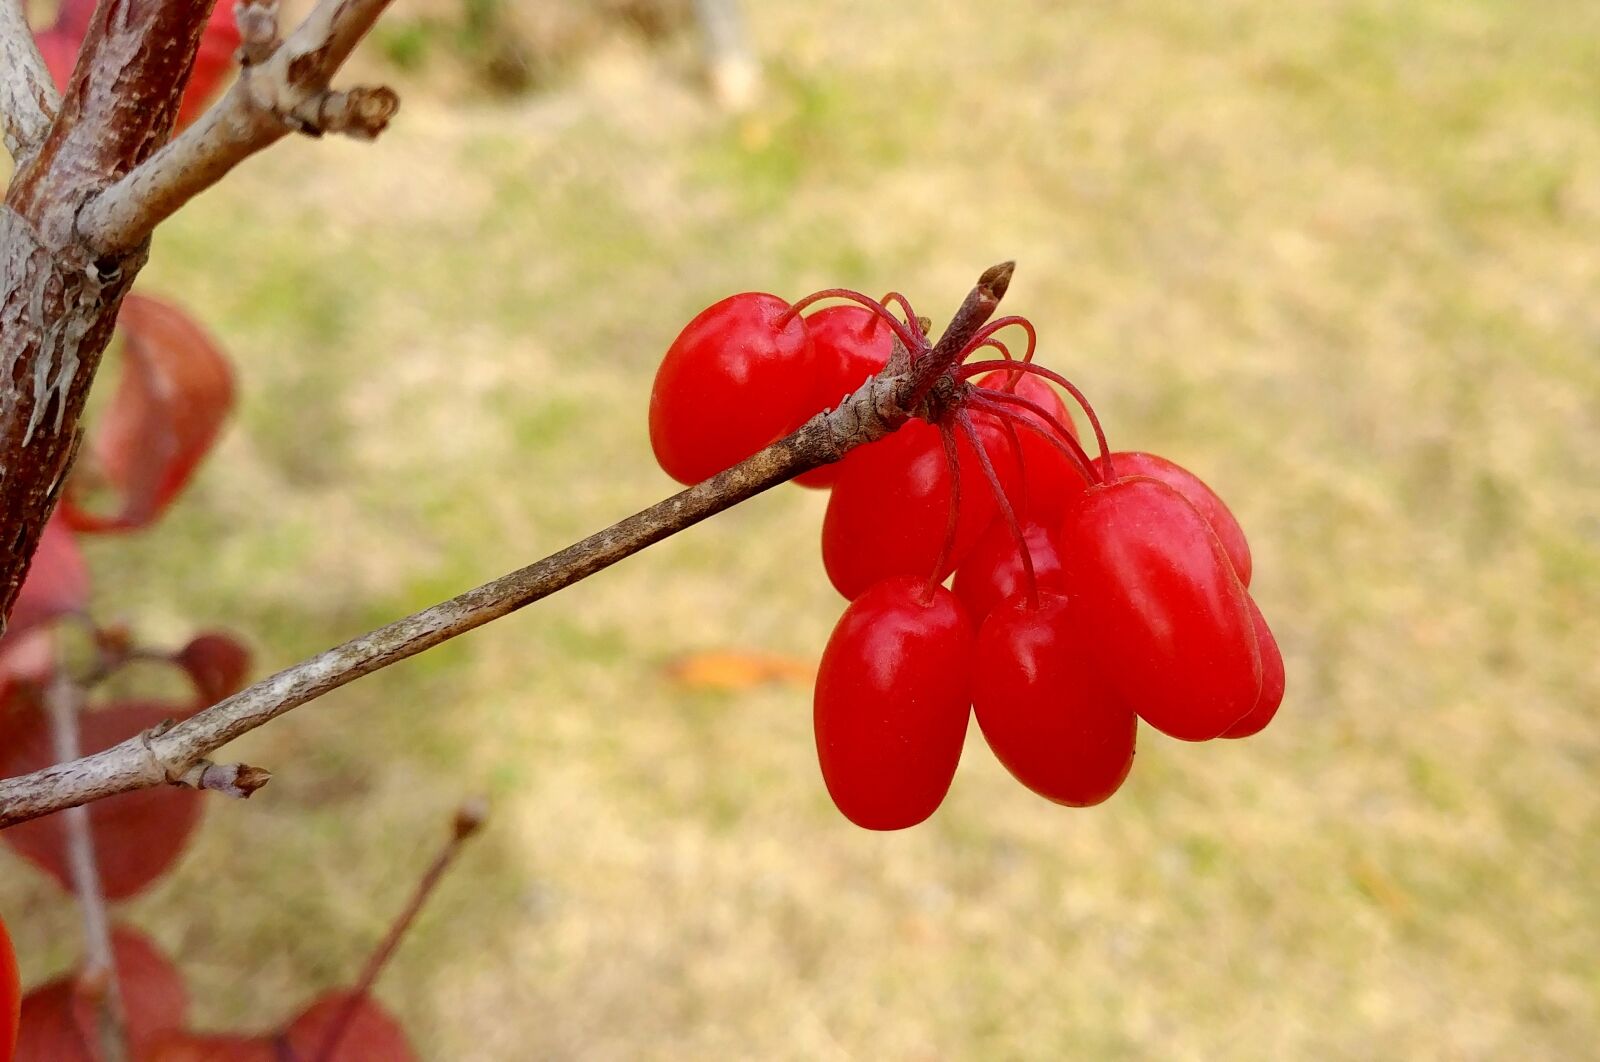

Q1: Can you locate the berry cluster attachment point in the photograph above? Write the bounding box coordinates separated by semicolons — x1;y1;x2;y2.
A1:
648;273;1284;830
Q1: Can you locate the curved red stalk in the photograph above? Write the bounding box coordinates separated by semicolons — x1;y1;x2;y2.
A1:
966;388;1099;484
960;315;1037;367
959;359;1114;480
995;410;1027;511
879;291;925;341
956;410;1037;609
781;288;923;352
925;423;964;602
975;336;1016;365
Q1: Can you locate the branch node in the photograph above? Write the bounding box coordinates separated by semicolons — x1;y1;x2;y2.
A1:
294;85;400;140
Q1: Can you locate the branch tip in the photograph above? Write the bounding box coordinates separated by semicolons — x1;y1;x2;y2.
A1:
979;261;1015;301
184;761;273;799
453;796;489;840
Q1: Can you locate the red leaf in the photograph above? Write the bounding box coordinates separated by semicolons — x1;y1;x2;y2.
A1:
5;516;88;636
0;629;56;693
141;992;418;1062
283;992;419;1062
62;295;234;534
15;925;188;1061
140;1031;275;1062
178;5;243;127
174;632;252;706
0;701;204;900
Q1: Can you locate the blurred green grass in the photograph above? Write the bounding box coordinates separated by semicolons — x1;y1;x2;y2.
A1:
6;0;1600;1057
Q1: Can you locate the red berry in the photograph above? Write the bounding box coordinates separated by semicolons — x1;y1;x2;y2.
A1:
952;518;1069;624
1059;477;1260;741
974;370;1086;522
1;913;18;1061
973;593;1136;805
649;293;813;484
1096;451;1251;585
793;306;895;489
822;419;1013;599
1222;597;1285;738
813;577;974;829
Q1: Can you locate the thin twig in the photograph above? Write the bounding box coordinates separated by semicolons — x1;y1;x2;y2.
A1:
79;0;399;256
313;798;487;1062
0;0;58;161
45;671;129;1062
0;264;1013;829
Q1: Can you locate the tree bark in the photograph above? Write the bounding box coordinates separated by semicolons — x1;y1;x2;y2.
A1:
0;0;215;633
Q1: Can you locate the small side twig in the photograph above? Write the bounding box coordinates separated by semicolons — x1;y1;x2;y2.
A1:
45;672;129;1062
312;797;488;1062
234;0;282;67
0;0;58;161
79;0;400;256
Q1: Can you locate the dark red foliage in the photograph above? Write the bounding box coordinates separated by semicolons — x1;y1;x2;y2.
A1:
5;515;87;637
14;926;187;1061
174;632;252;706
142;990;419;1062
0;700;204;899
141;1031;276;1061
283;991;420;1062
62;295;235;534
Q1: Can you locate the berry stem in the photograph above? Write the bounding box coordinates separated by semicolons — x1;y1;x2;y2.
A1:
958;359;1115;480
995;412;1027;512
924;423;965;603
879;291;925;341
960;315;1037;367
781;288;923;352
312;798;488;1062
956;411;1037;609
975;336;1016;365
967;387;1099;484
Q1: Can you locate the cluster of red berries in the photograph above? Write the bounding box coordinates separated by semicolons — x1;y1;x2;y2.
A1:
650;276;1284;830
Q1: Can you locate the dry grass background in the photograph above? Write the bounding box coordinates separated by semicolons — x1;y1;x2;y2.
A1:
4;0;1600;1057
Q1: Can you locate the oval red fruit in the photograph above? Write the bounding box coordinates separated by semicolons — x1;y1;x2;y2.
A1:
952;518;1069;625
973;593;1136;805
1059;477;1260;741
822;420;1012;599
793;306;895;488
1222;597;1285;738
974;370;1086;522
1096;451;1251;585
649;293;813;484
813;577;974;830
